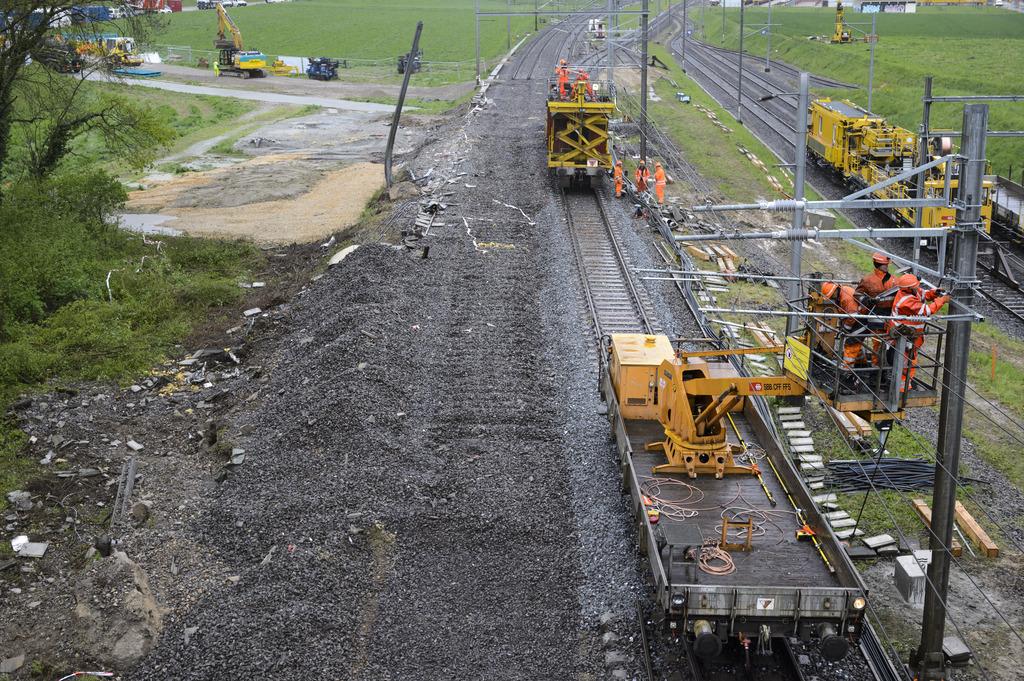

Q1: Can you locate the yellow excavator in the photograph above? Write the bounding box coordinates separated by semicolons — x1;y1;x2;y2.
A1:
214;2;267;78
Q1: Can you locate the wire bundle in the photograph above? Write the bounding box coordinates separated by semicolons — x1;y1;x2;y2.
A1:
825;458;936;492
698;539;736;576
639;476;707;520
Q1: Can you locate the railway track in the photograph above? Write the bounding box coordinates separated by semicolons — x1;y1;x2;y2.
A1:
563;186;659;338
683;635;808;681
977;237;1024;324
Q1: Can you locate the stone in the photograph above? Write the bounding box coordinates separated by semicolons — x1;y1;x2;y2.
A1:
895;554;926;604
598;611;618;629
72;551;164;666
845;545;877;560
610;669;629;680
184;626;199;646
6;490;33;512
16;541;49;558
78;467;101;478
604;651;627;665
131;501;152;523
0;654;25;674
127;440;144;452
601;632;619;647
243;307;262;317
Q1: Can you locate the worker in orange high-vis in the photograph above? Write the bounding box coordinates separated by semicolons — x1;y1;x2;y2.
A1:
635;160;650;194
856;252;898;364
613;160;624;198
574;69;594;99
887;274;950;391
555;59;570;99
822;281;867;370
653;161;667;205
856;252;897;310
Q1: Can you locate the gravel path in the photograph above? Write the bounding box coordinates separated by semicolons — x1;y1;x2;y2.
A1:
125;55;645;680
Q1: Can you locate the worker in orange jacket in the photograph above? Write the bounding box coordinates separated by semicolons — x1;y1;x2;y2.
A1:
635;160;650;194
654;161;667;205
613;160;624;198
555;59;570;99
574;69;594;100
887;274;950;391
822;281;868;369
856;252;898;364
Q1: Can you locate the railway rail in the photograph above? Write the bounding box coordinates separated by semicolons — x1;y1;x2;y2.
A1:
562;187;659;338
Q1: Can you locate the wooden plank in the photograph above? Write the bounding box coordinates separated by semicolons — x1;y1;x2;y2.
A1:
954;501;999;558
846;411;874;438
912;498;963;557
684;245;711;261
719;244;740;260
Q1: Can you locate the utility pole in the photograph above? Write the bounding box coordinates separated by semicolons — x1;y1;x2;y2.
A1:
535;0;539;32
786;72;809;336
722;0;726;44
607;0;615;84
385;22;424;188
737;0;745;123
640;0;650;161
867;12;877;112
912;103;988;681
681;0;687;69
507;0;512;51
912;76;933;272
475;0;481;82
764;0;771;72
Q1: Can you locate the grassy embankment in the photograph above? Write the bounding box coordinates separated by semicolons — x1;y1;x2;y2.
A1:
0;87;288;510
696;6;1024;176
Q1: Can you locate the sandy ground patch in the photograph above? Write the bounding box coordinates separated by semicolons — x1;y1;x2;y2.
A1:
133;161;384;244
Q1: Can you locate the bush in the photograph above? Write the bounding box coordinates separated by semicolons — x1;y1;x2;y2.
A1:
0;171;263;401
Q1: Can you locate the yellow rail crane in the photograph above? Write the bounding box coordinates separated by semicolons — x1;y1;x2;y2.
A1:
546;74;614;189
830;1;854;44
214;2;267;79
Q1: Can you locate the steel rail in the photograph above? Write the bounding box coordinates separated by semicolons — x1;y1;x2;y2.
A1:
562;186;657;338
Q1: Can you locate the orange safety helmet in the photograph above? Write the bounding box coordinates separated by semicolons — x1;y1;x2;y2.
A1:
896;274;920;290
655;161;662;167
822;281;839;299
615;159;622;166
559;59;567;65
872;252;890;266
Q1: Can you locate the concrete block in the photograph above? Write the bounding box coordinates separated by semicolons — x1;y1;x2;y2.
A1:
835;528;865;540
781;421;807;430
824;511;850;522
809;482;825;490
895;555;926;604
813;493;837;503
778;407;803;415
786;430;812;438
789;437;815;446
943;636;972;665
798;454;822;463
864;534;897;550
779;413;804;422
913;549;932;570
791;444;815;453
800;462;824;472
830;518;857;529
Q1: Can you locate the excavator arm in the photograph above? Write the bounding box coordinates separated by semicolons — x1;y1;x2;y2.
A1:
216;2;243;50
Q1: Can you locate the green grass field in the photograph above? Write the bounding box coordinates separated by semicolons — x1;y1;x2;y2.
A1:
152;0;591;79
693;6;1024;175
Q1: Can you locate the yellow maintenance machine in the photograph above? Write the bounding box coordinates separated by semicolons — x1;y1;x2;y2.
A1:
807;98;993;231
546;73;614;188
214;2;267;78
608;334;803;479
830;1;854;44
